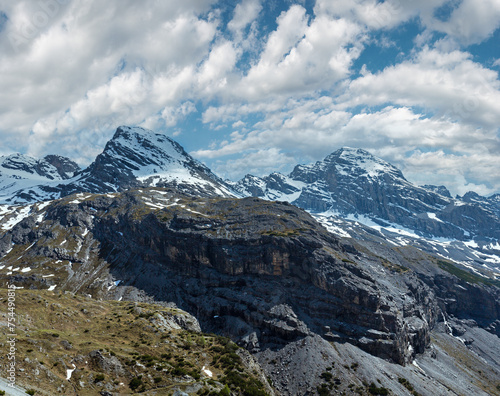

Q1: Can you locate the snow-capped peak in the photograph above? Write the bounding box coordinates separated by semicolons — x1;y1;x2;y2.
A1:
0;126;237;204
74;126;237;197
0;153;81;204
105;126;197;178
325;147;405;180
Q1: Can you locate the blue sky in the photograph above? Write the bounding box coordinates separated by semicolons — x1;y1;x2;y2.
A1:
0;0;499;196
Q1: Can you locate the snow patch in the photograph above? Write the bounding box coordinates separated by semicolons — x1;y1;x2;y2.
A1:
427;212;443;223
1;205;32;231
202;366;213;377
66;364;76;380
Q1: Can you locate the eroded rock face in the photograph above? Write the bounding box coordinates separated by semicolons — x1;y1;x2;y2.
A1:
0;189;498;367
81;192;438;364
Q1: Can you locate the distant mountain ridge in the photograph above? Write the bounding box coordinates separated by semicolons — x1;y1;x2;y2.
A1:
0;153;80;203
1;126;499;245
235;147;500;243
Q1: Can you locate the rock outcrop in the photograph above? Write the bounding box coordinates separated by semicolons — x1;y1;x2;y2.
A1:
0;189;450;364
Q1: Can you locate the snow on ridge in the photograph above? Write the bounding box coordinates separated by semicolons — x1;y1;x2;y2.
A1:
314;214;351;238
427;213;444;223
333;147;400;178
0;205;33;231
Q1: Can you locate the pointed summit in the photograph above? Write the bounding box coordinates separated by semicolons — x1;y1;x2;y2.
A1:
324;147;405;181
75;126;237;197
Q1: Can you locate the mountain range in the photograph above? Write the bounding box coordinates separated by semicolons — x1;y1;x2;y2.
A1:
2;126;499;272
233;147;500;242
0;126;235;205
3;127;500;241
1;126;499;395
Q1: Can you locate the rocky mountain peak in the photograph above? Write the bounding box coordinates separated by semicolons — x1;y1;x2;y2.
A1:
421;184;452;198
459;190;500;217
324;147;406;181
76;125;236;197
461;191;483;201
43;154;80;179
0;153;78;182
109;125;185;157
89;125;192;183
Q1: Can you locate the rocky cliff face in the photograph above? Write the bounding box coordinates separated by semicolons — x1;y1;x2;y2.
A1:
1;189;498;367
92;193;439;364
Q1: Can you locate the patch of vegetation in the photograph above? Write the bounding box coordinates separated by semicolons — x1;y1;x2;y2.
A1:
381;258;409;273
436;259;500;287
221;370;267;395
367;382;389;395
219;385;231;396
129;376;142;390
94;373;105;382
317;383;331;395
261;228;302;237
398;377;421;396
